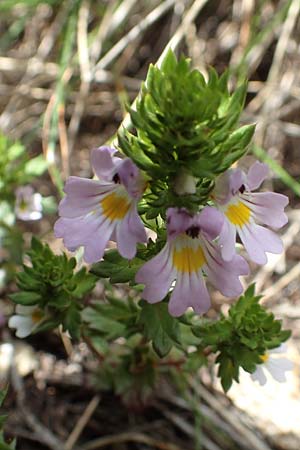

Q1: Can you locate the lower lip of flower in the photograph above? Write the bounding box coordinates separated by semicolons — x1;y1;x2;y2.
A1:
225;201;251;226
101;192;131;220
172;241;206;273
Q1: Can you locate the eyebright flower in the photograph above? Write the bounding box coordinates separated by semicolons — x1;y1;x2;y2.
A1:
8;305;43;338
15;185;42;221
54;146;147;263
136;207;249;317
213;161;288;264
251;345;294;386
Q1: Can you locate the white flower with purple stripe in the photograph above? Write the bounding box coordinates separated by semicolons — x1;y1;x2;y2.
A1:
54;146;147;263
213;161;288;264
251;344;294;386
136;207;249;317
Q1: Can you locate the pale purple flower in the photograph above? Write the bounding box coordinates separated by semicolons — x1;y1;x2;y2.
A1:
15;185;42;221
54;146;147;263
54;147;147;263
251;344;294;386
213;161;288;264
136;207;249;317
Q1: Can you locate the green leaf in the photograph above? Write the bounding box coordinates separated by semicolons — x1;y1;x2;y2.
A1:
72;268;96;297
9;291;41;305
24;155;48;176
217;353;238;392
139;301;181;357
82;307;125;340
63;304;81;340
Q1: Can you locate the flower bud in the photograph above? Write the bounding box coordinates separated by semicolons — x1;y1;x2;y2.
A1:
174;169;197;195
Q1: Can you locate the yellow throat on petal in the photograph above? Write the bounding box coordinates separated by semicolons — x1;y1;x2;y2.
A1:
101;192;131;221
31;309;43;324
260;353;269;363
225;201;251;227
172;240;206;273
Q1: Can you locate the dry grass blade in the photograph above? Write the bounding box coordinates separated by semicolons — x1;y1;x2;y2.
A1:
68;0;91;152
81;430;182;450
93;0;177;73
161;409;222;450
64;395;101;450
0;0;72;132
188;378;273;450
10;361;65;450
114;0;210;142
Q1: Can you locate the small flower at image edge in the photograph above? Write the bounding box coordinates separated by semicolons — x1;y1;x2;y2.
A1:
15;185;42;221
136;207;249;317
54;146;147;263
8;305;44;338
213;161;289;265
251;344;294;386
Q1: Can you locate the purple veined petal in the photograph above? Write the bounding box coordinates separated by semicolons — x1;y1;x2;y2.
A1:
117;158;143;198
83;217;114;263
63;176;114;197
202;239;248;297
218;217;237;261
247;161;269;191
136;244;176;303
58;179;117;219
238;223;284;265
197;206;224;241
116;205;147;259
168;270;211;317
241;192;288;229
54;214;97;248
166;208;192;238
251;366;267;386
58;192;104;218
213;172;231;204
54;210;111;255
91;146;122;181
229;168;245;195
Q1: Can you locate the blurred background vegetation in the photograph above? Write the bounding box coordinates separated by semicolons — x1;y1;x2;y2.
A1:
0;1;300;449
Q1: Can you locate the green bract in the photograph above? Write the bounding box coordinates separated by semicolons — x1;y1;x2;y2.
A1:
118;50;255;214
192;285;291;391
9;237;96;339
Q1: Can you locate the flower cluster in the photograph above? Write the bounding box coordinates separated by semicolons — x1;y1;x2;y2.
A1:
54;147;288;317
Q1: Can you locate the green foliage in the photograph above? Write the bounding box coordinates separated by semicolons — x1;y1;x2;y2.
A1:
193;285;291;391
10;237;96;339
252;144;300;197
93;339;157;408
90;234;167;285
82;294;139;342
0;0;59;12
90;248;144;284
139;301;181;357
0;387;16;449
0;133;47;202
118;50;254;214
